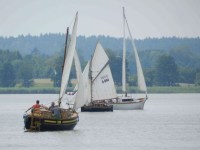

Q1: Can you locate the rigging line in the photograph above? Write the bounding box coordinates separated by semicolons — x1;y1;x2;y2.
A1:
124;17;137;52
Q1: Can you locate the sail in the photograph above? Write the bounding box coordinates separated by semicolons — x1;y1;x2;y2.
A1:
73;49;82;91
59;12;78;102
92;64;117;101
73;61;91;109
125;15;147;92
91;42;117;101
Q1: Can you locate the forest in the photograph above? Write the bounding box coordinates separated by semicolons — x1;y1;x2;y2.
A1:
0;34;200;89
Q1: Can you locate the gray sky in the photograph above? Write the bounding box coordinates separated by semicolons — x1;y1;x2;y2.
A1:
0;0;200;38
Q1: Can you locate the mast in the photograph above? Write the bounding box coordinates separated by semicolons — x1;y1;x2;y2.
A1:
89;55;93;103
59;27;69;106
122;7;127;95
62;28;69;73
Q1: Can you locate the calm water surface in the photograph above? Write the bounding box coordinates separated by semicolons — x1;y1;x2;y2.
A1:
0;94;200;150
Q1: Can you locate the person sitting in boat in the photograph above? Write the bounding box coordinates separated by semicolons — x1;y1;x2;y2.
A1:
25;100;47;113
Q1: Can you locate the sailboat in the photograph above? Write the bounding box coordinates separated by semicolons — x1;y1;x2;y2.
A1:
23;12;79;131
111;7;148;110
76;42;117;112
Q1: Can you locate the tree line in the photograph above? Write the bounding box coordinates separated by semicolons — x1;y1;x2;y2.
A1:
0;47;200;88
0;35;200;87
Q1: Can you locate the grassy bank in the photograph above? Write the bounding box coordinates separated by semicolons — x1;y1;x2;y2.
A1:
0;78;199;94
0;87;60;94
0;86;199;94
116;86;200;93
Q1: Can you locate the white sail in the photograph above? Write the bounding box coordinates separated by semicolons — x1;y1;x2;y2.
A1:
91;42;109;78
73;49;82;91
73;61;91;109
124;12;147;92
91;42;117;101
59;12;78;102
92;64;117;101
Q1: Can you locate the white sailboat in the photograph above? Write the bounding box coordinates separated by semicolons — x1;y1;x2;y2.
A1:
74;42;117;112
111;7;148;110
24;12;79;131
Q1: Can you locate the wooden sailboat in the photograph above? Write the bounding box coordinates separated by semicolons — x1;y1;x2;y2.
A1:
23;12;79;131
111;7;148;110
76;42;117;112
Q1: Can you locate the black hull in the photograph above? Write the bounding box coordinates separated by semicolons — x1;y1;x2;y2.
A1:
81;105;113;112
24;115;78;131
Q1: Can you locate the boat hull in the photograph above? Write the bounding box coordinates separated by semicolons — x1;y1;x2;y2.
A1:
23;109;79;131
81;104;113;112
112;99;146;110
24;116;78;131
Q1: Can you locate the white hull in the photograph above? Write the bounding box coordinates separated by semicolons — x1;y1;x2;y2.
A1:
112;99;146;110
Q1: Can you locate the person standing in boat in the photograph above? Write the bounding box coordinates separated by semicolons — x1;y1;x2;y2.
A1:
49;102;55;112
48;101;62;119
25;100;47;112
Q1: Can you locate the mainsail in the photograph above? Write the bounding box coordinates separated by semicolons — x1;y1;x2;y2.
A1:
122;7;147;93
59;12;78;104
90;42;117;101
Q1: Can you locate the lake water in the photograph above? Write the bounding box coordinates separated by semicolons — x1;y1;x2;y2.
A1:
0;94;200;150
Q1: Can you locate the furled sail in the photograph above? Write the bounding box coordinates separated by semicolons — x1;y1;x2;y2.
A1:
59;12;78;103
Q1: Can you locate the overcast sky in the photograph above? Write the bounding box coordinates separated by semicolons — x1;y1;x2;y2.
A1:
0;0;200;38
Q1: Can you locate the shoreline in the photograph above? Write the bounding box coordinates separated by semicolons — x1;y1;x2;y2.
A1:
0;86;199;94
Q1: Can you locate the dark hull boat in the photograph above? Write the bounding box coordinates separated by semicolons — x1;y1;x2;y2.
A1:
24;109;78;131
76;43;117;112
81;103;113;112
23;12;80;132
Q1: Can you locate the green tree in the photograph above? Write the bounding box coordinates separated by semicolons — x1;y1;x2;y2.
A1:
18;62;33;87
195;72;200;85
106;49;126;86
51;56;62;87
144;69;156;86
178;67;196;83
155;55;178;86
0;63;16;87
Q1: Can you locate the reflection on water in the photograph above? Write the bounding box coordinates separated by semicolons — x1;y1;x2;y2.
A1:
0;94;200;150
